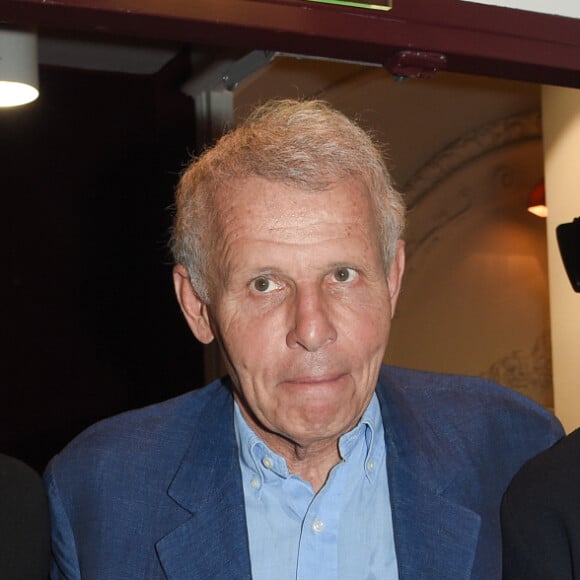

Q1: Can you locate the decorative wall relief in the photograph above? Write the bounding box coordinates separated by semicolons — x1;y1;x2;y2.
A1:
482;331;552;407
387;111;553;408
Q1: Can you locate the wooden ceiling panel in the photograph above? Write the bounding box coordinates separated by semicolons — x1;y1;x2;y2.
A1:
1;0;579;86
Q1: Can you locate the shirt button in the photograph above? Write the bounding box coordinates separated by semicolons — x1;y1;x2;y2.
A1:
262;456;273;469
367;460;375;470
250;477;260;490
312;519;324;533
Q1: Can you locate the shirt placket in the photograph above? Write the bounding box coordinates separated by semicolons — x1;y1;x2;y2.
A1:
296;462;346;580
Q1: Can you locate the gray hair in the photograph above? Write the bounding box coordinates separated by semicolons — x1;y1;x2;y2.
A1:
171;99;405;302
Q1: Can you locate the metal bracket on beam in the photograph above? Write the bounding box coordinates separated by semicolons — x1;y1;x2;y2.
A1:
181;49;384;149
222;50;277;91
182;50;277;149
182;50;277;97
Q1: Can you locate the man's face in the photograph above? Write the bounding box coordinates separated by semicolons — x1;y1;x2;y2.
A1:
175;177;404;453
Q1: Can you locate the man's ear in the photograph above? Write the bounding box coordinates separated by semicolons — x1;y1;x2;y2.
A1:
386;240;405;317
173;265;215;344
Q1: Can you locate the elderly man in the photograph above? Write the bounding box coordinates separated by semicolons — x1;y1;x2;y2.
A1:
45;99;563;579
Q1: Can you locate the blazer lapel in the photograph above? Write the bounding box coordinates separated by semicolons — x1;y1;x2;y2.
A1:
389;462;481;580
377;372;482;580
155;383;252;580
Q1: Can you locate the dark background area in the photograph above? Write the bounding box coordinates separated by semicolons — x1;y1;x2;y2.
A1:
1;62;206;473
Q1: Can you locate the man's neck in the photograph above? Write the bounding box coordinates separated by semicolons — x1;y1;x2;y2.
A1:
274;437;342;493
239;407;343;492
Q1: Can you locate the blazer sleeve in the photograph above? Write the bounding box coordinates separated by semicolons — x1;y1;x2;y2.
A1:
44;462;81;580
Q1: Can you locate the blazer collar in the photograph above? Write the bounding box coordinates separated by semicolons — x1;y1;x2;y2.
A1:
376;370;482;579
155;381;252;580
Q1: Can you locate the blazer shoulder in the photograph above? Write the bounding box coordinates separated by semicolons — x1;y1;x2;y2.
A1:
45;380;232;480
380;365;561;425
377;365;563;464
43;381;238;580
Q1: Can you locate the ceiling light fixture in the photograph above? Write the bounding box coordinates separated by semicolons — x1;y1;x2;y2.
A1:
0;28;39;108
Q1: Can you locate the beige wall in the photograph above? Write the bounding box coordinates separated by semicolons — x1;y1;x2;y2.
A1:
542;85;580;433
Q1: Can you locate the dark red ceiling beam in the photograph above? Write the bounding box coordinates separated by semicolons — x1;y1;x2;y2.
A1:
1;0;580;86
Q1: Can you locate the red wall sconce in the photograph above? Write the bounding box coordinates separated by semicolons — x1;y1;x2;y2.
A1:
528;180;548;218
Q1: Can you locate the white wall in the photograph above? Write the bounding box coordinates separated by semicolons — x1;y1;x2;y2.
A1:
458;0;580;19
542;85;580;433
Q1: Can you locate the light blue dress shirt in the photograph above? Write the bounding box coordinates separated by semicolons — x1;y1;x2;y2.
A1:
234;393;399;580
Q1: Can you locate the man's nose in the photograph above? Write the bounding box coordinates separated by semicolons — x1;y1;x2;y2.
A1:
286;286;337;351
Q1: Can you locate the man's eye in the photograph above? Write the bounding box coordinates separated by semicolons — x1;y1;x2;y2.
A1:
251;277;277;293
333;267;357;283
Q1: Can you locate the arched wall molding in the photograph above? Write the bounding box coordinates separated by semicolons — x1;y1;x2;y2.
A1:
388;110;552;407
404;110;542;208
402;110;543;263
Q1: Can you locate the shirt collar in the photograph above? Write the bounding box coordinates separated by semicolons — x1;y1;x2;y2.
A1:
234;403;289;483
234;392;385;484
340;394;384;482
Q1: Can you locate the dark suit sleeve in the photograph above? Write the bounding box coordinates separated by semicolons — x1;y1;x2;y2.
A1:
501;484;572;579
0;454;50;580
501;429;580;580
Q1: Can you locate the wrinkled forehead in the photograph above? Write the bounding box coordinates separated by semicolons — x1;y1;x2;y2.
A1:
209;176;381;253
201;176;386;298
212;175;375;219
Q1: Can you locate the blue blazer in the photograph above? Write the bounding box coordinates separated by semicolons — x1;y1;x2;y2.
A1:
45;366;563;579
